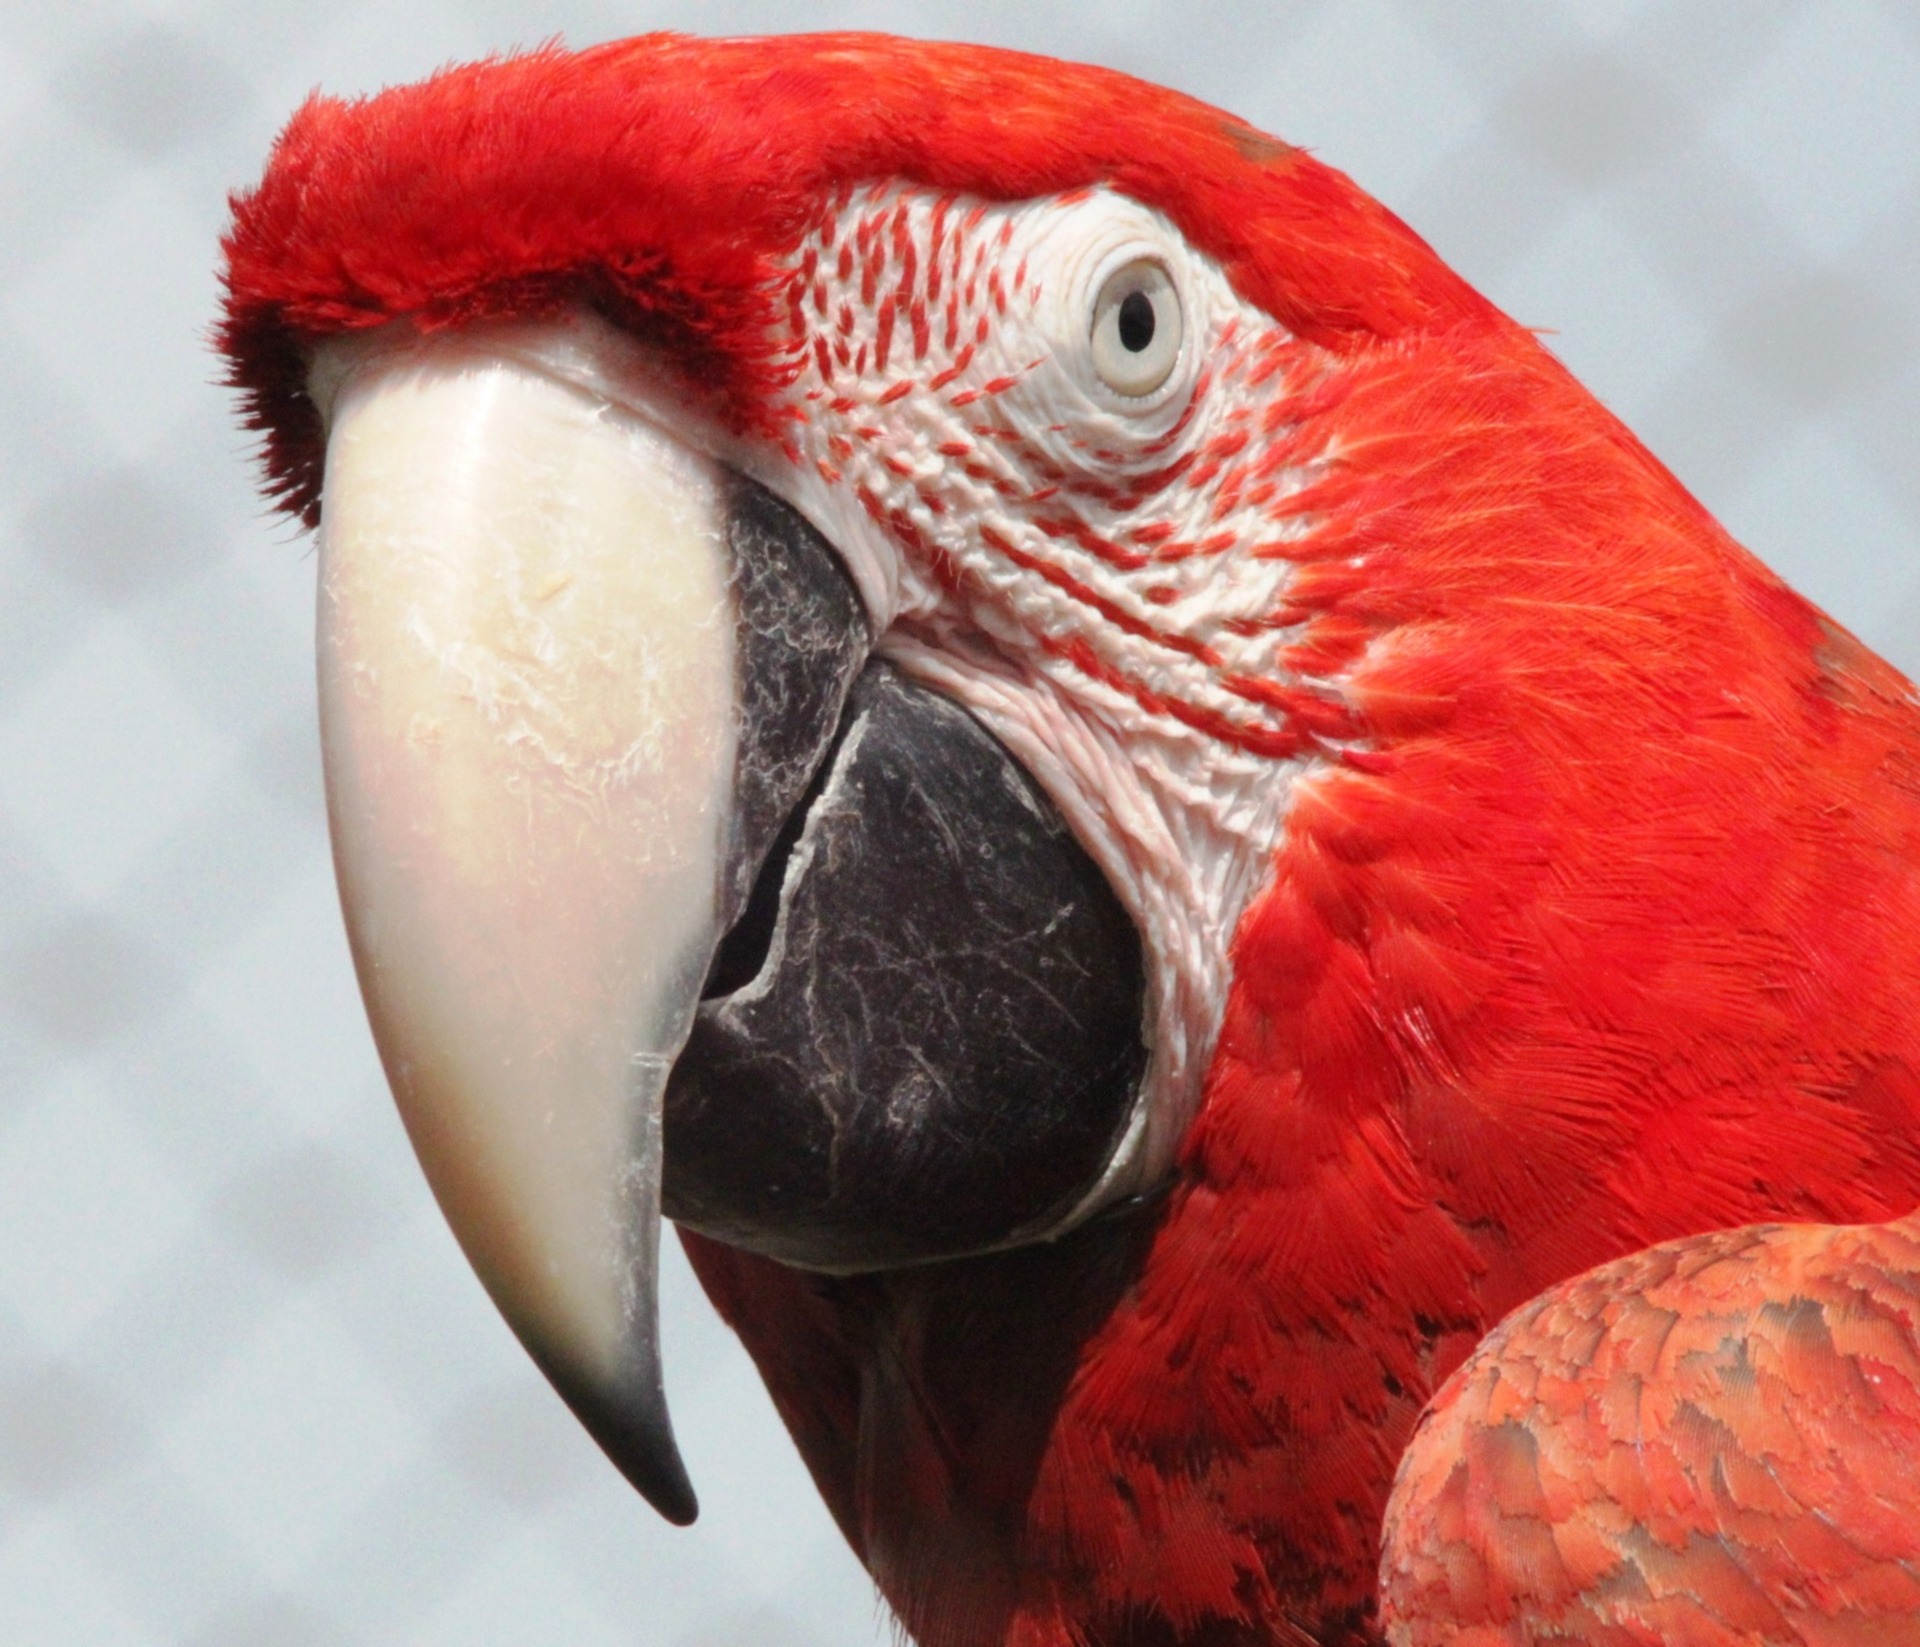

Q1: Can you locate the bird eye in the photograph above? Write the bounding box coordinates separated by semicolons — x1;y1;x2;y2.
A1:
1089;259;1183;398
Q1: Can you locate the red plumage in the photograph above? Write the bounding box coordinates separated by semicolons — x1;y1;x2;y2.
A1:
221;34;1920;1646
220;33;1483;525
1380;1215;1920;1644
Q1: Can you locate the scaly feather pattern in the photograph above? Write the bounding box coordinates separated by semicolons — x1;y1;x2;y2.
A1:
221;34;1920;1647
1379;1215;1920;1645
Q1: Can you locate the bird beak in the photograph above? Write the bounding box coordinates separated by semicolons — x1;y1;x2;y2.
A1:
315;322;781;1524
311;315;1148;1528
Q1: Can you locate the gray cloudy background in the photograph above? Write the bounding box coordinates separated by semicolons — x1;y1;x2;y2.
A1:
4;2;1917;1643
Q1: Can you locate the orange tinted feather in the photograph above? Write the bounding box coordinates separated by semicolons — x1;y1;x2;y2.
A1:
1380;1213;1920;1646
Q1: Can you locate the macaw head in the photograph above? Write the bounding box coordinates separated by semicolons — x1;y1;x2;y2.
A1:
223;41;1911;1632
221;31;1501;1521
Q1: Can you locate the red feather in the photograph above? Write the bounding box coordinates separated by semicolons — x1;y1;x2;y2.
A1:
219;33;1485;524
1380;1215;1920;1644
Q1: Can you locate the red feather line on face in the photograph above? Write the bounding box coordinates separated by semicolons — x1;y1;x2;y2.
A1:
221;33;1920;1647
787;179;1361;770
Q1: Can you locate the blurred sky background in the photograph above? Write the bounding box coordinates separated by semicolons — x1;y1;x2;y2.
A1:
4;2;1919;1643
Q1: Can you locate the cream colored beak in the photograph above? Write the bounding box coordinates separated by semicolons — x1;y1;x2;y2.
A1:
316;326;736;1521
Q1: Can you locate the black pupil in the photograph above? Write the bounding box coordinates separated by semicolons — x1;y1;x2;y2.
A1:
1117;289;1156;353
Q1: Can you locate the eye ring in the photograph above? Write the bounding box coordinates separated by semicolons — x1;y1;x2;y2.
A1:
1089;259;1183;399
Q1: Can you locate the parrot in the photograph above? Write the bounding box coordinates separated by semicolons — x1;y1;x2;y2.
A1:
216;32;1920;1647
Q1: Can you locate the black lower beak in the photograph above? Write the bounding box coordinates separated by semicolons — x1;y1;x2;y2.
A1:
666;660;1147;1272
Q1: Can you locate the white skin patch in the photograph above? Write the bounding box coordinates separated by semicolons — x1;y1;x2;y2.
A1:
756;184;1340;1208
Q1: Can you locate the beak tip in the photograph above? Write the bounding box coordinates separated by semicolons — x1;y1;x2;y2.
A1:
535;1348;701;1527
614;1437;700;1526
650;1478;702;1528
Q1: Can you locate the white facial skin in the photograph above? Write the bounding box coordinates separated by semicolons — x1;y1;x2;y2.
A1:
756;186;1326;1209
